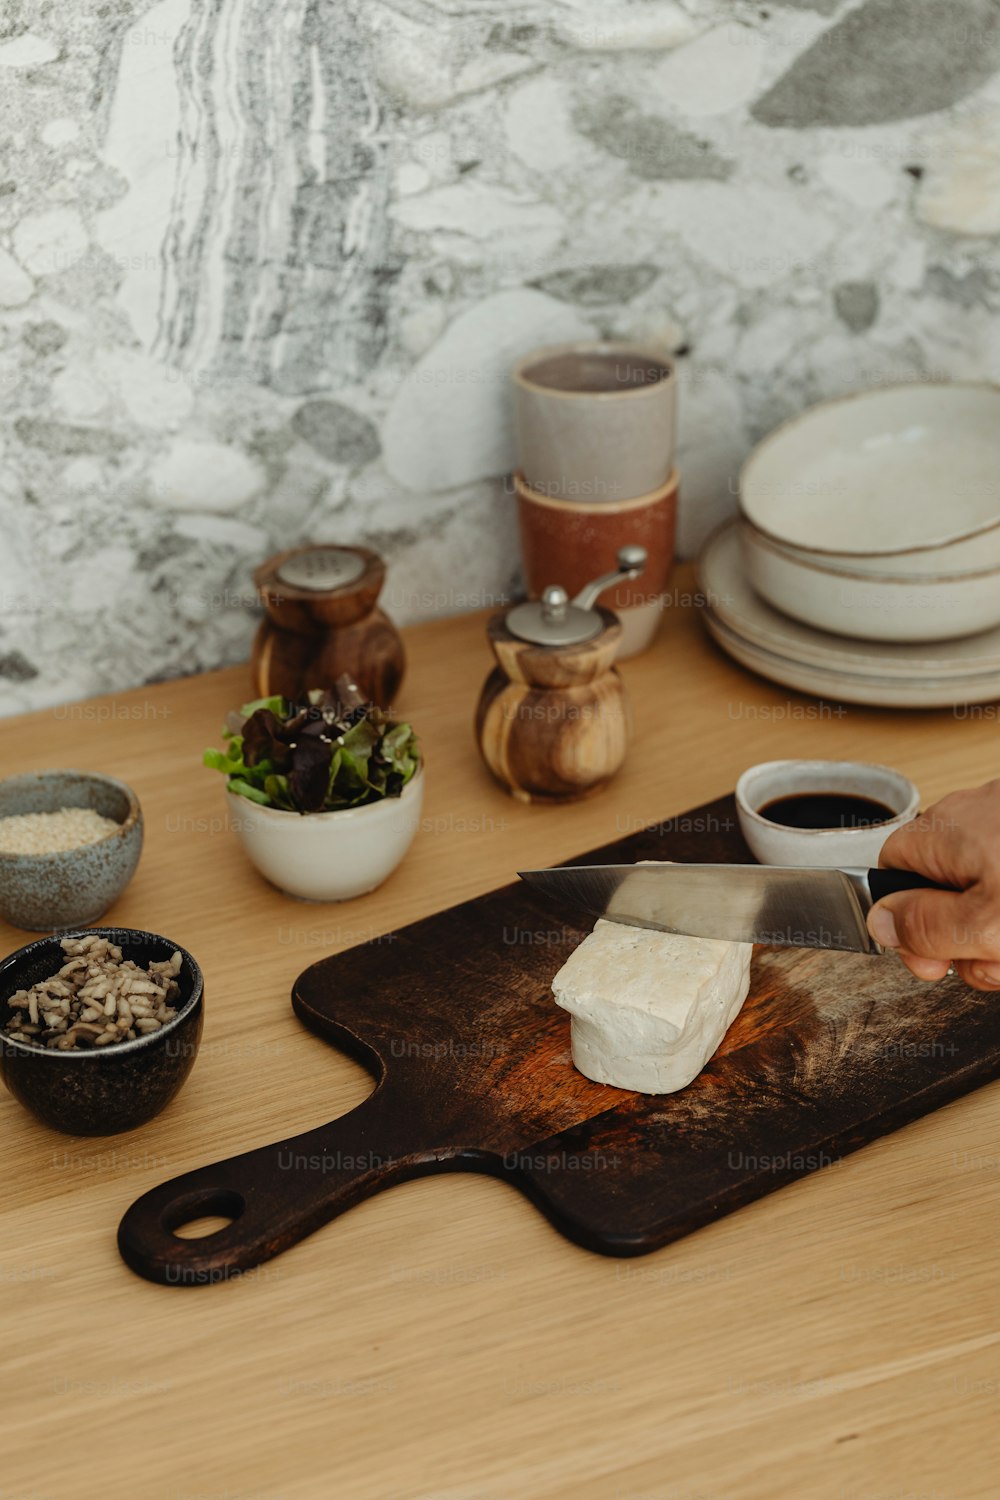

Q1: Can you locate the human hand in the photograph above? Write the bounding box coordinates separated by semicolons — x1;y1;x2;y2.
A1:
866;779;1000;990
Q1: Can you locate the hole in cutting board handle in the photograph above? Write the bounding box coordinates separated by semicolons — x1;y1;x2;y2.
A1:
173;1215;238;1240
163;1188;246;1240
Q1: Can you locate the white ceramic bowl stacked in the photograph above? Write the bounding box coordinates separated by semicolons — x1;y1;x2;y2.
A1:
698;523;1000;708
696;382;1000;707
737;383;1000;645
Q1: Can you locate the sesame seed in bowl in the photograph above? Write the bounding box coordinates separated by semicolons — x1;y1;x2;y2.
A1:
0;806;122;856
0;770;143;931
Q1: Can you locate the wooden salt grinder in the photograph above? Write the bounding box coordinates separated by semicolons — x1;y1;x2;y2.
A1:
252;545;405;708
475;546;647;804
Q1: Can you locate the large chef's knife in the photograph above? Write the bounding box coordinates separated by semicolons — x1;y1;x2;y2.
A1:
517;863;949;955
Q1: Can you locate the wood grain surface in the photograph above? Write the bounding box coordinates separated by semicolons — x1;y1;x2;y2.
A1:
3;565;1000;1500
119;797;1000;1284
252;545;406;707
475;606;629;802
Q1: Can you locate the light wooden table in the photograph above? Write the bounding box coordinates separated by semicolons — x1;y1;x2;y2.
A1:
3;568;1000;1500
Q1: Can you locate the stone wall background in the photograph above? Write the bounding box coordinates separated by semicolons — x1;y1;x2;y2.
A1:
1;0;999;713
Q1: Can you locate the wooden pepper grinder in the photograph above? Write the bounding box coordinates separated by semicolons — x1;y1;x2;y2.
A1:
252;545;405;708
475;546;647;804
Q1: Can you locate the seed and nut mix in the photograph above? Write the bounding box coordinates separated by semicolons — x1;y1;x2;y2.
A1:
3;934;182;1050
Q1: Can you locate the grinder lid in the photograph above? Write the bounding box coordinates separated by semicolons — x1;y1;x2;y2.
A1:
505;546;647;647
274;547;367;593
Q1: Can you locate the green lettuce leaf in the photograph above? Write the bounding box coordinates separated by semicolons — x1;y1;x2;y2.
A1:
226;778;273;806
203;694;421;814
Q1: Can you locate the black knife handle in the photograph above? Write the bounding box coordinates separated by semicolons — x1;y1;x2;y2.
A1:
867;868;953;903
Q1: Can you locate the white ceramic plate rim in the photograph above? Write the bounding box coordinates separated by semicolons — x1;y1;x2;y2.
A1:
704;609;1000;688
704;610;1000;705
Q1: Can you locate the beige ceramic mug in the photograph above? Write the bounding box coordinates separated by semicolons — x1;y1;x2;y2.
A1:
513;341;676;503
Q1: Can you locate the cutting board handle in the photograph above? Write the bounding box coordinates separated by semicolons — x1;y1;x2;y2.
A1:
117;1089;450;1285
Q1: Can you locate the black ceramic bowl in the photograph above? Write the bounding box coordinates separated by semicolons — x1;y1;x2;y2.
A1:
0;928;204;1135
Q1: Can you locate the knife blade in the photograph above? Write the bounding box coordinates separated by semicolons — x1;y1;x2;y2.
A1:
517;863;947;955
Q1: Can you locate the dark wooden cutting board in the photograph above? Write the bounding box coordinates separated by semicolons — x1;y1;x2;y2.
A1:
118;795;1000;1285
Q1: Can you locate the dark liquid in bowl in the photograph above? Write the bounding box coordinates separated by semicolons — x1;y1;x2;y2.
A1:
759;792;896;830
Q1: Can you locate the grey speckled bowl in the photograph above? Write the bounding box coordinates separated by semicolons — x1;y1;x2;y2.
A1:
0;928;203;1135
0;770;143;931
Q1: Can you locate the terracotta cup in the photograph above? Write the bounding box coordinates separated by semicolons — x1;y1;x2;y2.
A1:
513;341;676;503
515;469;678;658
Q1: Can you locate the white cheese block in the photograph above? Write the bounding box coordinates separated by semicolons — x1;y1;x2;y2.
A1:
552;916;752;1095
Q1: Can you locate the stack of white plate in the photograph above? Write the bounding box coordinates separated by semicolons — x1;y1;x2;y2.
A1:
699;524;1000;707
698;383;1000;707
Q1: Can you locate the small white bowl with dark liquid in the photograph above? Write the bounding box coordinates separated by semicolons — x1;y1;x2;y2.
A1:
735;760;920;868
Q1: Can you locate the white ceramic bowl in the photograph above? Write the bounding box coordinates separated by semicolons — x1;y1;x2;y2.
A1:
701;521;1000;680
757;529;1000;578
735;760;920;869
740;520;1000;643
226;769;424;901
741;516;1000;580
740;382;1000;569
